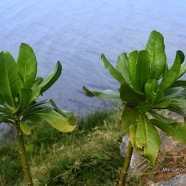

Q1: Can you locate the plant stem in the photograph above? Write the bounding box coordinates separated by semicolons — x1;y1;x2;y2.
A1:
118;140;133;186
16;124;33;186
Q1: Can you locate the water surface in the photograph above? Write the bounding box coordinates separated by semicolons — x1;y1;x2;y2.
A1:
0;0;186;116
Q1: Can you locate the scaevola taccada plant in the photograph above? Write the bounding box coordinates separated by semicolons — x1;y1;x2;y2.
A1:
83;30;186;185
0;43;77;186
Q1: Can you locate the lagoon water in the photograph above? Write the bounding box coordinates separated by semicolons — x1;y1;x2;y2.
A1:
0;0;186;116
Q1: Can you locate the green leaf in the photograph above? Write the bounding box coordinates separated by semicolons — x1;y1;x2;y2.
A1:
145;79;159;104
83;86;120;99
170;80;186;88
135;50;150;91
121;104;139;133
20;121;37;135
135;114;146;149
145;30;166;79
21;100;48;120
0;51;23;107
149;111;173;123
135;114;160;165
160;52;181;90
101;54;124;83
116;53;131;85
16;88;33;115
120;82;145;104
50;99;77;126
171;99;186;108
128;50;138;88
151;119;186;145
177;50;185;64
153;99;171;109
39;61;62;94
17;43;37;88
35;109;77;133
164;87;186;99
167;104;186;117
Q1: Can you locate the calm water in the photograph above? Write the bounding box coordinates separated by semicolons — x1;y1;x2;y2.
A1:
0;0;186;116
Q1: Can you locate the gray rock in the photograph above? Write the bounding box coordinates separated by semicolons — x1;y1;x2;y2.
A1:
150;174;186;186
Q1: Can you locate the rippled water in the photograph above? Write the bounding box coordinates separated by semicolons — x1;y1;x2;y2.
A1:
0;0;186;116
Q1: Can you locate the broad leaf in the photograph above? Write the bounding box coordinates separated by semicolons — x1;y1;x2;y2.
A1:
116;53;131;85
39;61;62;94
82;86;120;99
50;99;77;126
146;30;166;79
17;43;37;88
0;52;22;107
135;50;150;91
36;109;77;133
135;114;160;165
151;119;186;145
121;104;139;133
128;50;138;88
160;52;181;90
101;54;124;83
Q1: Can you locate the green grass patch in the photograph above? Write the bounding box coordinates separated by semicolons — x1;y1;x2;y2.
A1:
0;110;124;186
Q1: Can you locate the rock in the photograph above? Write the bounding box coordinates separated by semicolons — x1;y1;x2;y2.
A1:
150;174;186;186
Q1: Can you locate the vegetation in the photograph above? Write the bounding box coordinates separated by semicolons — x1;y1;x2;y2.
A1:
1;110;185;185
0;44;77;186
0;110;123;186
83;30;186;185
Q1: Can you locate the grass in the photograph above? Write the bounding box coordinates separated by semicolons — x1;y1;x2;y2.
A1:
0;110;124;186
0;109;186;186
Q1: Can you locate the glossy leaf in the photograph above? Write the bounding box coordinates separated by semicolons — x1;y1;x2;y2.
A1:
82;86;120;99
17;43;37;88
128;51;138;88
0;51;22;107
101;54;124;83
36;109;77;133
151;119;186;145
121;104;139;133
39;61;62;94
116;53;131;85
135;114;160;165
160;52;181;90
146;30;166;79
135;50;150;91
